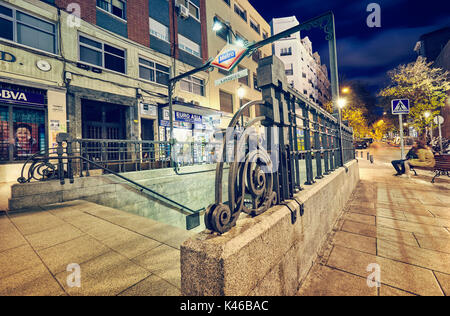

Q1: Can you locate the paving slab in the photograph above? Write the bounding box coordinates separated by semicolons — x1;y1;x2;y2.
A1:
0;264;64;296
55;251;150;296
25;224;84;251
0;245;43;279
327;246;443;296
332;231;376;255
298;265;377;296
377;239;450;274
343;213;376;226
377;217;450;237
0;218;28;252
37;235;111;275
9;211;66;235
118;274;181;296
414;235;450;254
132;244;181;289
435;272;450;296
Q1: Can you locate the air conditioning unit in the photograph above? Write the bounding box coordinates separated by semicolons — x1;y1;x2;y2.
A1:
179;4;189;19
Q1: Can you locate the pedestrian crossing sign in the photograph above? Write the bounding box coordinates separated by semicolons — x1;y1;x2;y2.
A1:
391;99;410;115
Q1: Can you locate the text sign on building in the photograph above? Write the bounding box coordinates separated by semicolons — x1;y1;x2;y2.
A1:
0;89;45;106
211;44;248;72
175;111;202;124
215;69;249;86
391;99;410;115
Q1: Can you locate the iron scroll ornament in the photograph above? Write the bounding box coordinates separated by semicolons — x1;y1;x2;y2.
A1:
17;150;59;183
204;100;277;234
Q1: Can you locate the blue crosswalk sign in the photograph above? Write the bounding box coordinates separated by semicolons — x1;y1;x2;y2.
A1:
391;99;410;115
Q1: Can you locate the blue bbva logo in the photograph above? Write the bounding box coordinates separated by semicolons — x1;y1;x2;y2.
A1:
218;51;236;64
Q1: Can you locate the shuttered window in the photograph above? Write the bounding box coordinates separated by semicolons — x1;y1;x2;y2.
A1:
220;90;233;113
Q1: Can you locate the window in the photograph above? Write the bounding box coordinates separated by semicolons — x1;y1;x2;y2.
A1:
79;35;126;73
214;16;228;41
253;73;260;91
149;18;169;42
250;19;261;34
250;19;260;34
240;98;251;117
262;31;269;39
139;57;169;85
223;0;230;6
97;0;126;20
252;49;261;63
238;66;249;86
285;64;293;76
177;0;200;20
1;104;46;162
234;4;247;22
180;76;205;96
220;90;234;113
178;34;201;58
280;47;292;56
0;3;57;54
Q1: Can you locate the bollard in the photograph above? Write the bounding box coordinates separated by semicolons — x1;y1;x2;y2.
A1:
361;151;363;158
370;155;374;164
367;152;370;160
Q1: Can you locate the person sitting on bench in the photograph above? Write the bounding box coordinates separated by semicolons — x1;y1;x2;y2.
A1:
392;141;418;176
405;140;435;177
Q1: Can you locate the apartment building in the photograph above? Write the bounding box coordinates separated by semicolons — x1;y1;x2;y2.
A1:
0;0;212;180
271;16;331;108
206;0;271;125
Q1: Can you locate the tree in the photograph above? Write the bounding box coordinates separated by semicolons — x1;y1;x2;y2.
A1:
342;107;369;139
379;56;450;134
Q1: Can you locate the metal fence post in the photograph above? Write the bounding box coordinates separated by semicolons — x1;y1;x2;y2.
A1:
302;102;314;185
322;116;330;175
313;110;323;179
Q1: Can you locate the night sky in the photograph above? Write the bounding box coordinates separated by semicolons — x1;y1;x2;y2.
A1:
249;0;450;92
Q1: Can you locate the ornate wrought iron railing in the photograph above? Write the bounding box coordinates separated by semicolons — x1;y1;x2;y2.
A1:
204;56;355;234
17;133;206;229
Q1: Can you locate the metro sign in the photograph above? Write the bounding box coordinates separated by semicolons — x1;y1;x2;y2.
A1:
211;44;248;72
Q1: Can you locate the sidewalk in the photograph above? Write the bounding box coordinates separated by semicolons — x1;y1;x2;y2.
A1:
0;200;194;296
298;158;450;296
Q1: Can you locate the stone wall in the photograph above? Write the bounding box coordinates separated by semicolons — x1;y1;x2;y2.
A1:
180;160;360;296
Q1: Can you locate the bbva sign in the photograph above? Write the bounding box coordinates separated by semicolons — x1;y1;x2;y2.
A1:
1;89;28;101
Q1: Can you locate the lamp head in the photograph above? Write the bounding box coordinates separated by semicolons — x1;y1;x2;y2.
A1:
237;86;246;99
213;17;223;32
338;98;347;109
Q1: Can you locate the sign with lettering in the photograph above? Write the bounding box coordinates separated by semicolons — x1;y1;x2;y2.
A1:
211;44;248;72
0;51;16;63
215;69;249;86
0;89;45;106
175;111;202;124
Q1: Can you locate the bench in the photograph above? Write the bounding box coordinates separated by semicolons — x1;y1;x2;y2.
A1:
410;154;450;183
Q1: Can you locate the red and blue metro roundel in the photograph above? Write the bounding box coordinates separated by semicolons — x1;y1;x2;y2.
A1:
211;44;248;72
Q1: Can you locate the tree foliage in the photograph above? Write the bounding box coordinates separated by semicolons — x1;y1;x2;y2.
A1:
379;56;449;133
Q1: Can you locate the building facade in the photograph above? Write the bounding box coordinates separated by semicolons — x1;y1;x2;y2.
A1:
0;0;272;181
415;27;450;139
0;0;212;180
205;0;271;125
271;16;331;108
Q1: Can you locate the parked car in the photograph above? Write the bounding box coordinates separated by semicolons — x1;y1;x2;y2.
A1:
354;140;368;149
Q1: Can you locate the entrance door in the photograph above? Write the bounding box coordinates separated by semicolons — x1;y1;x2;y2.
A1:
81;100;126;162
141;119;154;141
141;119;154;161
81;99;125;140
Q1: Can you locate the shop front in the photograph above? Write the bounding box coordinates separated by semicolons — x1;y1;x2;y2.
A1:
0;83;47;163
159;104;222;164
0;82;67;182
